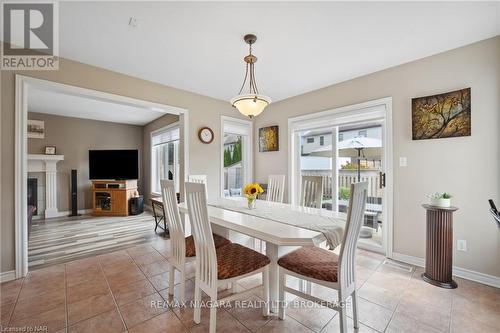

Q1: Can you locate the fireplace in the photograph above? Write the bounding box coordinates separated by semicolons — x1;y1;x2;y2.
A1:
28;178;38;215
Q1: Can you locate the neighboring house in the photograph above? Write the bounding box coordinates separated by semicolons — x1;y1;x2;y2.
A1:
301;126;382;155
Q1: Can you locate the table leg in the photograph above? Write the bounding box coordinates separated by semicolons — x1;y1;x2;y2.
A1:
266;243;279;313
152;204;158;232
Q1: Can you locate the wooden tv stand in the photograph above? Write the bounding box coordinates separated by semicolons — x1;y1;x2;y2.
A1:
92;180;137;216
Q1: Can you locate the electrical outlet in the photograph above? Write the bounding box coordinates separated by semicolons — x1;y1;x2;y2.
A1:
399;157;407;167
457;240;467;251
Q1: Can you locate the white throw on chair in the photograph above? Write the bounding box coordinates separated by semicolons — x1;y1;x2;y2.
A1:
278;182;368;333
160;180;230;304
267;174;286;203
185;182;271;333
300;175;323;208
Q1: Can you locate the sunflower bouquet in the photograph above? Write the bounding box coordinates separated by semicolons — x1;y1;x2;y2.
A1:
243;183;264;209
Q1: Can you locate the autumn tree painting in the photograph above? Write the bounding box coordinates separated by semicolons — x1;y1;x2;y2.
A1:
412;88;471;140
259;126;279;152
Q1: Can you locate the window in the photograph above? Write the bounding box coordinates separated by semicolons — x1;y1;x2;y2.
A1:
221;117;252;197
151;125;180;194
339;133;344;141
320;136;324;145
306;137;314;143
358;129;367;137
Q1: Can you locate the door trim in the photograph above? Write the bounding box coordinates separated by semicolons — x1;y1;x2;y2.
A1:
14;75;190;278
288;97;393;258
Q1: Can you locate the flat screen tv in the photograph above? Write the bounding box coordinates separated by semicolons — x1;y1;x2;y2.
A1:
89;150;139;180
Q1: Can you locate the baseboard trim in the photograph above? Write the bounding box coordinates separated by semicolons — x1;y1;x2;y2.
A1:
392;252;500;288
55;208;93;217
0;270;16;283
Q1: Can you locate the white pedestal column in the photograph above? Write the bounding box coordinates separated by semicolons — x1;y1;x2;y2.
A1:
28;154;64;219
44;161;58;218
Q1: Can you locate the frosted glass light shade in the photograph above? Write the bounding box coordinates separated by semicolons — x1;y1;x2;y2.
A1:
231;94;271;118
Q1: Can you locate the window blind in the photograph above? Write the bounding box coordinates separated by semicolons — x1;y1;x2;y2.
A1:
152;127;180;146
223;120;250;136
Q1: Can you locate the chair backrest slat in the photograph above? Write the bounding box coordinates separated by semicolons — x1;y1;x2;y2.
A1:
267;175;285;203
300;176;323;208
185;182;218;289
160;180;185;267
338;182;368;295
188;175;207;185
188;175;208;199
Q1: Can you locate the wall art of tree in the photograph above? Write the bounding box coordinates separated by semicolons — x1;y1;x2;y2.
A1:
412;88;471;140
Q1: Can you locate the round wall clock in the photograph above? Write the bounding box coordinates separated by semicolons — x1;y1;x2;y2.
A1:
198;127;214;144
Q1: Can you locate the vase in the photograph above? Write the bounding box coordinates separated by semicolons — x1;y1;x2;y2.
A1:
430;198;451;208
247;198;256;209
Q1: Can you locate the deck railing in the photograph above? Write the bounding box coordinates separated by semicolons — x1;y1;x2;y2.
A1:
301;169;383;200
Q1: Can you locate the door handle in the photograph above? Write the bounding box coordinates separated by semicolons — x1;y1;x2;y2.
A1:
379;172;386;189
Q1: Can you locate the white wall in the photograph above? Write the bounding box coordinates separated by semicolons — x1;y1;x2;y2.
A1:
254;36;500;278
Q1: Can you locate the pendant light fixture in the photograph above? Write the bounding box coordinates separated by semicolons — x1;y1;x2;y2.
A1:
231;34;271;118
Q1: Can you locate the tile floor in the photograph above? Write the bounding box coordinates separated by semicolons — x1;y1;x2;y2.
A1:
1;237;499;333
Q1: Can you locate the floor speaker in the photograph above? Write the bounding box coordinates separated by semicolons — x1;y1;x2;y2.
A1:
69;169;80;216
129;195;144;215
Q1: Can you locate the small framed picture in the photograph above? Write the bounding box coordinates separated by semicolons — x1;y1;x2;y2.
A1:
27;119;45;139
44;146;56;155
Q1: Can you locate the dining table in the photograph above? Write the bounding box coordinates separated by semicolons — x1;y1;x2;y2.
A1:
178;197;347;313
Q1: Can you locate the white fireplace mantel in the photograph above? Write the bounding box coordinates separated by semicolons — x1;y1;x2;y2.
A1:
28;154;64;218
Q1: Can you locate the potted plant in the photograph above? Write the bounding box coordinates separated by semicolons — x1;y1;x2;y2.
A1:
427;192;453;208
243;183;264;209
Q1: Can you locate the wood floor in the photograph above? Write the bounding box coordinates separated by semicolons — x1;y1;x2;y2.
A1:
28;213;161;269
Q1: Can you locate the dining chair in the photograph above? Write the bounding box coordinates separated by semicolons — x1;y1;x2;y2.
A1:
185;182;271;333
188;174;207;184
278;182;368;333
160;180;231;304
252;175;286;253
189;174;208;199
300;175;323;208
267;174;286;203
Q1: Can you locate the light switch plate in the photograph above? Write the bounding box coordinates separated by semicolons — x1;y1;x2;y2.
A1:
399;157;407;167
457;240;467;251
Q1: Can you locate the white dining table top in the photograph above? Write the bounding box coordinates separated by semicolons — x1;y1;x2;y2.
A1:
178;197;346;247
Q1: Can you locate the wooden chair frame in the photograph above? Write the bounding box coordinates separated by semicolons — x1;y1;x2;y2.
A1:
300;175;324;209
266;174;286;203
185;182;270;333
278;182;368;333
160;179;194;304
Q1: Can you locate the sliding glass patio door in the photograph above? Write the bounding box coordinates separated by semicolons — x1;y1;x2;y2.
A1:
289;98;392;254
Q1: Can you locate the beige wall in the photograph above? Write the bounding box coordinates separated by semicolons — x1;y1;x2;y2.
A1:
143;113;180;203
27;112;144;211
254;37;500;277
1;57;246;274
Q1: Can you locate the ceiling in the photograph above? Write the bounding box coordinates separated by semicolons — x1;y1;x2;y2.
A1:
59;2;500;102
28;88;169;125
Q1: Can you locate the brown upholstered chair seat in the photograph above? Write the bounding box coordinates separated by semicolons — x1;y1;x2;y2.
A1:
216;243;270;280
185;234;231;257
278;246;339;282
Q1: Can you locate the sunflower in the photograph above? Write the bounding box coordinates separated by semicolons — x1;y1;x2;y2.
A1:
244;183;264;197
